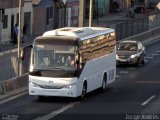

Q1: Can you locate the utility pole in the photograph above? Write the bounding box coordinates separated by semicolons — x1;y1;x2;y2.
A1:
78;0;85;27
18;0;22;76
127;0;129;10
89;0;93;27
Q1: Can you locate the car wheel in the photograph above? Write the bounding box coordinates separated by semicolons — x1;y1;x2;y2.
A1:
141;56;145;64
136;57;140;66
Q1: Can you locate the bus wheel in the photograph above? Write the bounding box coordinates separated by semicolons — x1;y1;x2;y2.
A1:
81;83;87;100
101;74;107;91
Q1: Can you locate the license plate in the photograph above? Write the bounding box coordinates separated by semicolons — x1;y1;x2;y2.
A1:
119;59;127;62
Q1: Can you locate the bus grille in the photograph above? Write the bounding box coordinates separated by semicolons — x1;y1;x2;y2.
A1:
39;85;62;89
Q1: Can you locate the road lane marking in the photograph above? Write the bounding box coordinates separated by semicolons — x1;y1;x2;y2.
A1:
127;68;136;70
136;81;160;84
145;60;148;62
119;71;128;74
0;91;28;105
145;56;154;59
156;50;160;53
33;102;79;120
151;54;159;56
116;75;121;78
141;95;156;106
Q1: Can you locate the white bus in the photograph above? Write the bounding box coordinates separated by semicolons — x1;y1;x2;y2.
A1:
28;27;116;99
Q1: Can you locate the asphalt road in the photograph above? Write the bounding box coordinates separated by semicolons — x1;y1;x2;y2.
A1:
0;40;160;120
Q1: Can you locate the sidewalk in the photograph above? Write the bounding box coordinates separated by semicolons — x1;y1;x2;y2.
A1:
0;36;35;52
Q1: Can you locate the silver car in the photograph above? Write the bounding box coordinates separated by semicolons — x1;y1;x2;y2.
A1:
116;40;145;65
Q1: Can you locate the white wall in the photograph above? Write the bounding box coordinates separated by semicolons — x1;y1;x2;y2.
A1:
1;8;19;43
1;2;33;43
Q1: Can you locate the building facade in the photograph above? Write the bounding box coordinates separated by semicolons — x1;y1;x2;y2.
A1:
32;0;80;35
0;0;33;43
32;0;55;35
65;0;79;27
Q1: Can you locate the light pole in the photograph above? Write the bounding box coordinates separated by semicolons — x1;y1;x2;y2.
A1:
18;0;22;76
89;0;93;27
79;0;85;27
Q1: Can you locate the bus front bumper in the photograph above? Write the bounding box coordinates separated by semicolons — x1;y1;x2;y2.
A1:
29;83;78;98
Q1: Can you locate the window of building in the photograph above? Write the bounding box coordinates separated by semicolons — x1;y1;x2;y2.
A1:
49;7;53;18
46;8;49;25
17;14;19;24
3;15;8;29
46;7;53;25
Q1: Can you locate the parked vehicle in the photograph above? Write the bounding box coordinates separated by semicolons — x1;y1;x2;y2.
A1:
116;40;146;65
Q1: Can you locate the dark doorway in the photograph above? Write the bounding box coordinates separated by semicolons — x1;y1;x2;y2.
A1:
11;15;14;39
24;12;31;36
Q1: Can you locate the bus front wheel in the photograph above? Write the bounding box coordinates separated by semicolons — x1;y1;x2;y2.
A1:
81;83;87;100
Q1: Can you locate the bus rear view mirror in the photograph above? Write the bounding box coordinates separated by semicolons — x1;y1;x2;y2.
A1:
20;49;25;61
20;45;33;61
76;60;79;65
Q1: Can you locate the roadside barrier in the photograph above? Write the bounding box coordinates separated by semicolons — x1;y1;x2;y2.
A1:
124;27;160;42
0;73;28;94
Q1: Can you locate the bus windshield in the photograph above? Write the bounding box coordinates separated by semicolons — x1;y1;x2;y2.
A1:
32;43;76;71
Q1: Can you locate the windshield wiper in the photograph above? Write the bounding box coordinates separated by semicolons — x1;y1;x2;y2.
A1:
48;66;76;71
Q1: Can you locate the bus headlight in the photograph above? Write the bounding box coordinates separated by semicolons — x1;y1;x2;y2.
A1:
63;83;77;89
29;81;40;88
29;65;34;72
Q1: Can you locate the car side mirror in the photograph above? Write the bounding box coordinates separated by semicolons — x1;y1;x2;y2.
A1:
20;49;25;61
138;49;142;52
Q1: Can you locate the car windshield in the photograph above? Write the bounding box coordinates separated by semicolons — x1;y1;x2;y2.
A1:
117;42;138;51
32;43;76;71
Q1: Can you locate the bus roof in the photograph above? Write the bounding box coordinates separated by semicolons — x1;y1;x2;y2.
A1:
34;35;78;45
43;27;115;41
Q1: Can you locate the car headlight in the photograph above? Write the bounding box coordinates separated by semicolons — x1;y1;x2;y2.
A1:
116;55;119;59
63;83;77;89
130;54;138;58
